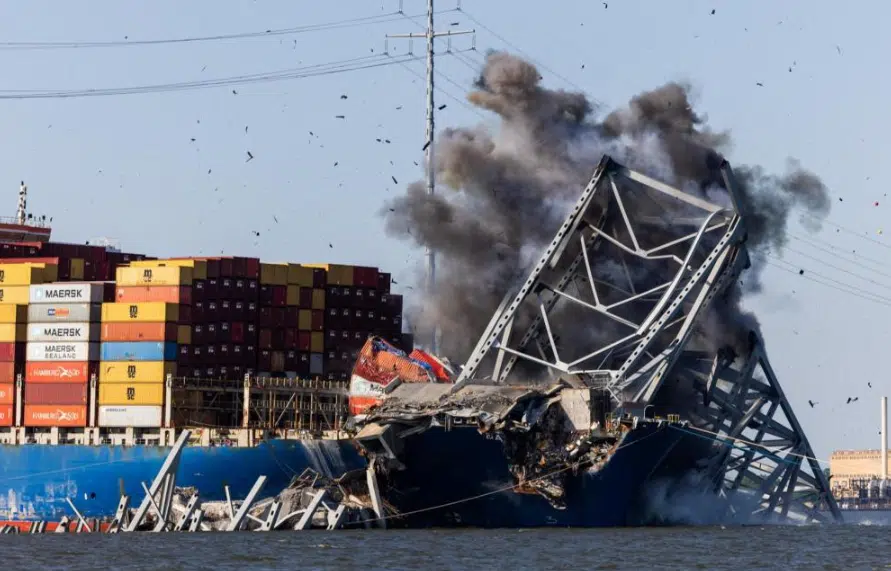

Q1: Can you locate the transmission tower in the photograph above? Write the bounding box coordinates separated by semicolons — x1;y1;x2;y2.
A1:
386;0;474;355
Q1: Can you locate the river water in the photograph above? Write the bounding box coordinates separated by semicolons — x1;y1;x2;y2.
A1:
3;525;890;570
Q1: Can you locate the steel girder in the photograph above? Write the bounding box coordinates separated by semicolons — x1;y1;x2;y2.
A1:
452;154;841;523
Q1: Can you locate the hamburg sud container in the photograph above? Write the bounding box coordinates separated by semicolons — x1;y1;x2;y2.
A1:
99;263;191;428
23;283;111;428
0;304;26;426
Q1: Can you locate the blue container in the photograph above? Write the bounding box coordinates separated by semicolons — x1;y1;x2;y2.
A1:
100;341;177;362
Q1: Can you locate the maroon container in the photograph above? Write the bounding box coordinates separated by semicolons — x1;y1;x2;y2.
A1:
24;382;87;405
231;322;244;344
218;258;234;278
177;345;192;366
218;322;231;343
299;287;313;308
203;258;221;279
234;279;246;301
311;310;324;332
0;342;25;363
192;345;205;365
244;258;260;279
298;331;312;352
312;268;326;288
246;280;259;301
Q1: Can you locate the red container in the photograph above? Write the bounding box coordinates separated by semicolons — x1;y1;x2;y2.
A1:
26;361;93;383
231;322;245;343
24;404;86;427
311;310;324;332
218;258;234;277
116;285;191;304
0;404;12;426
246;280;259;301
0;342;25;363
312;268;326;288
284;307;298;328
298;332;311;352
354;266;380;289
0;383;13;405
24;382;87;405
0;362;17;383
245;258;260;279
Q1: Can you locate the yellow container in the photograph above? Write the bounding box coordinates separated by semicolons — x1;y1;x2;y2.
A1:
260;263;288;285
310;331;324;353
0;304;27;324
311;288;325;310
298;309;312;331
0;263;54;286
286;285;299;306
101;302;180;323
177;325;192;344
0;286;31;305
70;258;85;281
99;361;177;383
98;381;165;406
287;264;314;287
305;263;353;286
0;323;26;342
130;259;207;280
115;265;193;287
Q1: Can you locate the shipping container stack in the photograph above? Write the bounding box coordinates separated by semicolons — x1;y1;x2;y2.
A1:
284;263;327;381
322;265;411;385
0;241;150;283
98;263;191;428
258;263;289;378
24;282;112;429
0;262;48;428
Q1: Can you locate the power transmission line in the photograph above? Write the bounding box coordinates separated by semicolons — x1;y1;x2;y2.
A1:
0;53;427;99
0;11;451;50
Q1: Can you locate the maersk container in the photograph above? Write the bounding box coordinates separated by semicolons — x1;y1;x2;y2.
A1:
27;303;102;324
100;341;178;362
26;342;100;362
28;322;100;343
29;283;112;304
98;404;163;427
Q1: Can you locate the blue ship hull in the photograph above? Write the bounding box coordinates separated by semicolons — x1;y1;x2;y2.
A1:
0;439;367;521
376;421;711;527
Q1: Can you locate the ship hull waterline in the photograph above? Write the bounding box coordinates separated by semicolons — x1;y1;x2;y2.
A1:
0;438;366;521
367;420;715;528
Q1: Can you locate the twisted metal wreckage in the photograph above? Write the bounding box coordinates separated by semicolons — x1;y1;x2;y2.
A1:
352;154;842;526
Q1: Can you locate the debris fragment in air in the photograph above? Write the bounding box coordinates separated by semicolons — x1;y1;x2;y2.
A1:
438;104;447;110
392;176;398;184
246;151;254;162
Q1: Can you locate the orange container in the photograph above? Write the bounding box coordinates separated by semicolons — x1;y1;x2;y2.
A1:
0;383;13;405
23;404;87;427
0;405;11;426
25;361;92;383
0;362;16;383
101;322;183;343
115;286;192;304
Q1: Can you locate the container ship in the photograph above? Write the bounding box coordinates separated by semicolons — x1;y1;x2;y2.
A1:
0;183;408;522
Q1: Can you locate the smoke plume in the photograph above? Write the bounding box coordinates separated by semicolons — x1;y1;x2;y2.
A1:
382;51;830;362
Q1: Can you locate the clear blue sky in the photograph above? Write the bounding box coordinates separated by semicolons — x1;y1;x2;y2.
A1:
0;0;888;460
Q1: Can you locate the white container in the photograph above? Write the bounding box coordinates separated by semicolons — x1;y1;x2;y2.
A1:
27;303;102;323
98;405;163;427
27;322;99;343
29;283;108;304
26;341;100;362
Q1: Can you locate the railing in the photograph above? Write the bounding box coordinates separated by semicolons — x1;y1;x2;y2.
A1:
0;215;50;228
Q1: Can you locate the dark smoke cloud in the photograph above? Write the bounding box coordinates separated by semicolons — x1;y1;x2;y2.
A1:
382;51;830;361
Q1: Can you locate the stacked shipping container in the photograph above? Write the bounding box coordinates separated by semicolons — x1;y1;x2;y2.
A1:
0;262;59;428
258;263;288;377
99;263;191;427
25;282;111;427
322;264;410;381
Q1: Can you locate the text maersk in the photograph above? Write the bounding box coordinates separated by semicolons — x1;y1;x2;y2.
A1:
38;327;82;337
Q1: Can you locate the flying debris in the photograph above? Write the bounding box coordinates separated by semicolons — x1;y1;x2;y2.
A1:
335;115;346;119
251;231;260;237
711;8;716;14
246;151;254;162
808;400;817;408
391;176;398;185
341;94;348;99
799;269;804;275
756;82;764;87
438;104;447;110
329;243;333;248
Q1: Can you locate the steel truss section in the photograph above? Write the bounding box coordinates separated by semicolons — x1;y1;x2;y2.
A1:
454;154;743;395
453;154;841;523
676;339;841;522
